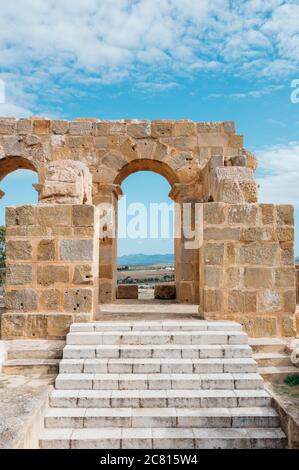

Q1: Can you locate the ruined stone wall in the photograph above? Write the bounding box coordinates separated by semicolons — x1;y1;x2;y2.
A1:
200;203;297;337
1;204;99;339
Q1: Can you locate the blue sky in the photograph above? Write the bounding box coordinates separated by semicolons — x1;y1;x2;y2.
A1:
0;0;298;256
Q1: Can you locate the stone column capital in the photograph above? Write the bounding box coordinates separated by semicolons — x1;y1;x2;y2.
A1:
93;183;123;205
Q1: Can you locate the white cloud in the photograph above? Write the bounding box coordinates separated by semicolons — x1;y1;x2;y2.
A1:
0;0;298;112
209;84;284;100
256;141;299;207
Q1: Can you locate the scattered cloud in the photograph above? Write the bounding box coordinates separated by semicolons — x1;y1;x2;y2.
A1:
0;1;299;112
209;85;284;100
256;141;299;207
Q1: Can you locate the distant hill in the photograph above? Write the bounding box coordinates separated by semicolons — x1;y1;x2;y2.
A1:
118;253;174;266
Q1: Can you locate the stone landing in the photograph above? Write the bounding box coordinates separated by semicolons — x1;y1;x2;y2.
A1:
39;319;286;449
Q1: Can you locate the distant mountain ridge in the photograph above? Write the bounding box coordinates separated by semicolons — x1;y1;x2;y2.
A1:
118;253;174;266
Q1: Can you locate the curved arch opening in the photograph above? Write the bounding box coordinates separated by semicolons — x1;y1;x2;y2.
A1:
0;156;37;182
114;159;179;187
117;170;175;300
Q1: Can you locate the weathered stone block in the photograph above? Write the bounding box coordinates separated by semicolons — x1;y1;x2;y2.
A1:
5;289;38;312
204;266;222;288
151;121;173;137
204;243;224;265
204;227;240;240
60;239;93;261
281;315;296;337
241;227;273;242
259;289;282;312
64;288;93;312
17;119;32;134
72;205;94;227
47;314;74;338
41;289;61;311
154;283;176;300
7;206;35;226
227;205;257;225
225;267;240;288
276;227;294;242
260;204;274;225
274;268;296;288
1;313;25;338
37;240;56;261
73;265;93;284
0;119;16;134
239;243;279;266
6;240;32;260
25;314;48;338
37;265;69;286
203;203;225;224
33;119;51;134
108;121;126;135
283;290;296;313
255;316;277;336
244;267;273;288
276;205;293;226
280;242;294;265
69;121;94;135
127;121;150;138
37;206;72;227
6;264;32;285
52;120;69;134
117;284;138;299
228;290;257;313
173;121;197;136
226;242;236;265
99;264;113;279
203;289;222;312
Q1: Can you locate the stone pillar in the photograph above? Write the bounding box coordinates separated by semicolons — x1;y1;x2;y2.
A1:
93;183;123;304
200;202;297;337
169;183;202;304
1;204;99;339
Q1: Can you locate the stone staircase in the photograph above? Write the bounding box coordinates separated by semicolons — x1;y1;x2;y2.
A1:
39;319;286;449
249;338;298;383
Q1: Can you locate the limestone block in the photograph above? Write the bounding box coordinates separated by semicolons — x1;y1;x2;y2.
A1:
259;289;282;312
136;139;157;160
239;243;279;266
127;121;151;138
117;284;138;300
72;205;94;227
69;121;95;135
96;121;109;136
279;242;294;266
260;204;274;225
6;205;35;226
203;204;225;224
37;205;72;227
255;316;277;337
6;240;32;260
64;288;93;312
218;180;244;204
17;119;32;134
276;205;294;226
1;313;25;338
276;227;294;242
2;136;25;156
283;290;296;313
37;265;69;286
228;291;257;313
5;289;38;312
0;118;16;134
32;118;51;134
99;264;113;278
203;289;222;312
73;265;93;284
204;227;240;241
102;151;127;170
41;289;61;311
241;227;273;242
6;264;32;285
281;315;296;337
60;239;93;261
47;314;74;339
37;239;56;261
230;155;246;167
173;121;197;136
151;121;173;137
225;267;240;288
52;120;69;134
154;283;176;300
204;243;224;265
227;205;257;225
244;267;273;288
274;268;296;288
108;121;126;135
25;313;48;338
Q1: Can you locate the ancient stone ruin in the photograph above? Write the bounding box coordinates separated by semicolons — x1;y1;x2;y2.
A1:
0;117;297;339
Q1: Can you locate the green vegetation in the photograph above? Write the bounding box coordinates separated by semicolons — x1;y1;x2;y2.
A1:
0;226;5;286
284;374;299;387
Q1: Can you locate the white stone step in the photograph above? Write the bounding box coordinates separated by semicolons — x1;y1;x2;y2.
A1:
60;356;257;373
258;365;299;383
44;406;279;429
55;372;263;391
50;389;272;408
248;338;286;354
66;331;248;346
70;320;242;332
253;352;292;367
3;358;60;375
63;344;253;360
39;427;286;449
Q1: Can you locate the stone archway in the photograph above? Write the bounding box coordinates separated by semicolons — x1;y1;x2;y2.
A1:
93;158;201;305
